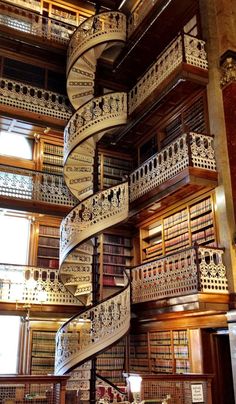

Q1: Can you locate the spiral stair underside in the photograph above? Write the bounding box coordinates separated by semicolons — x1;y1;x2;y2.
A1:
55;10;130;385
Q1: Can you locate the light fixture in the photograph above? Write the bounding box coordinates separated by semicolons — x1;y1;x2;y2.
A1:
118;0;127;10
127;374;142;404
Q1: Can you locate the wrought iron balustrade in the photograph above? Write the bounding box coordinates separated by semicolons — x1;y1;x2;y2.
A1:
129;132;216;202
0;0;75;44
0;78;72;121
55;278;130;375
128;33;208;114
0;164;76;207
131;245;228;304
0;263;80;305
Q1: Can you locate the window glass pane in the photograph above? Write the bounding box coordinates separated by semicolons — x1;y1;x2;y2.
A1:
0;214;30;264
0;316;21;373
0;132;33;160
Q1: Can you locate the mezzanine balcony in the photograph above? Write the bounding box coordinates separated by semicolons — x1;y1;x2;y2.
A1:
0;164;76;214
0;78;72;127
129;132;218;215
0;263;81;309
0;0;75;47
128;32;208;116
131;245;229;315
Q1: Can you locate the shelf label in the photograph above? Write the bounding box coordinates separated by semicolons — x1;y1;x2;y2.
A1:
191;384;204;403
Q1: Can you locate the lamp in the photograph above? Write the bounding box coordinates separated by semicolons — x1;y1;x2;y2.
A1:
127;374;142;404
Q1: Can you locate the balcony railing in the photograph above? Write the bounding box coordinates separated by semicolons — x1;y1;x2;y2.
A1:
127;0;159;37
0;78;72;121
0;164;76;207
129;132;216;202
131;245;228;304
0;0;75;44
0;263;80;305
128;33;208;114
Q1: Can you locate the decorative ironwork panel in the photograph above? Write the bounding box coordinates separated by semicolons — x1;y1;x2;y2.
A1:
0;165;76;207
60;182;129;262
0;264;80;305
129;132;216;202
0;1;75;44
0;78;72;121
128;34;208;114
131;246;228;304
64;92;127;161
55;282;130;375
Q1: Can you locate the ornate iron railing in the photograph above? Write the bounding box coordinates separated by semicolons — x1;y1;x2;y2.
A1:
0;263;80;305
64;92;127;162
131;245;228;304
60;182;129;262
0;0;75;44
129;132;216;202
0;164;76;207
128;33;208;114
96;376;128;403
67;11;126;76
55;280;130;375
0;78;72;121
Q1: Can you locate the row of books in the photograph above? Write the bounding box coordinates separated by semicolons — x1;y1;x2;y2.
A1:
38;247;59;258
175;360;190;373
42;164;63;174
152;359;173;373
103;244;130;255
150;345;172;355
32;331;56;340
37;258;59;269
190;197;212;218
191;212;213;232
174;345;189;358
96;358;124;368
39;225;60;237
192;227;215;244
165;233;189;250
43;154;63;166
44;143;63;157
173;330;188;344
164;220;189;240
38;236;60;248
149;331;171;343
163;209;188;229
103;234;132;247
100;155;132;170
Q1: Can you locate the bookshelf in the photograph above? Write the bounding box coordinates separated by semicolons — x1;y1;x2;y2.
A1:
141;194;216;262
41;142;63;175
129;329;190;375
129;332;150;373
96;337;127;387
100;232;133;290
31;330;56;375
37;224;60;269
98;152;132;190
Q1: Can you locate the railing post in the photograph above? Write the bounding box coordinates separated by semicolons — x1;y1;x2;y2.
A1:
186;132;193;167
181;31;186;63
194;243;201;292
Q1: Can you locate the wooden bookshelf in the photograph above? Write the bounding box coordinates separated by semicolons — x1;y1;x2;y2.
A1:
96;337;127;387
37;224;60;269
98;152;132;190
141;194;216;262
42;142;63;175
129;332;150;373
31;330;56;375
129;329;190;375
99;232;133;291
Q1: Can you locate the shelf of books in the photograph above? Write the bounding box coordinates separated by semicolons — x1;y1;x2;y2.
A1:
96;337;127;387
31;330;56;375
129;329;190;375
42;142;63;175
173;330;190;374
101;232;133;289
98;152;132;190
37;224;60;269
149;331;173;373
141;193;216;262
129;332;150;373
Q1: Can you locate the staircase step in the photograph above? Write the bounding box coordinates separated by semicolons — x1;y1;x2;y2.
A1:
64;273;92;286
74;284;92;296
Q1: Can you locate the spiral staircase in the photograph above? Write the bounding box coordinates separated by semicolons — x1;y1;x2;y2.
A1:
54;10;130;399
